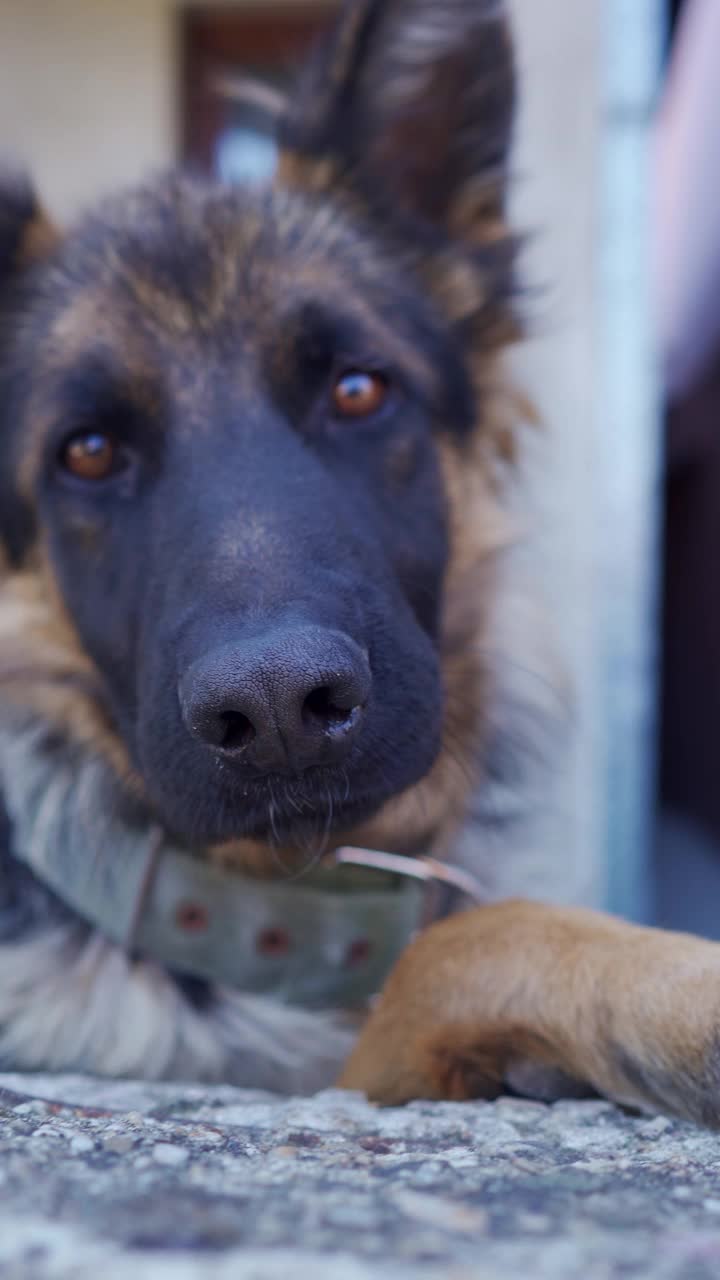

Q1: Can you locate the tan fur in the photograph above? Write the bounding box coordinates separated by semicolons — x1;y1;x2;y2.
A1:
0;565;135;783
340;900;720;1127
275;153;336;196
15;205;59;269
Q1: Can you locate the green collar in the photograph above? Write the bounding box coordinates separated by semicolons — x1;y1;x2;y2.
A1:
2;725;484;1008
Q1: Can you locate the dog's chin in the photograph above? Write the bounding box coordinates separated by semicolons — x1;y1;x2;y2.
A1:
138;718;444;850
147;769;402;850
225;796;384;848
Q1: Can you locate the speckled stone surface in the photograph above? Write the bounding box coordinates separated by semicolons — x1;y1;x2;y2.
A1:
1;1076;720;1278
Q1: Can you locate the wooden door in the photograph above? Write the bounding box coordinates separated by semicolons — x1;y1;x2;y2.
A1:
181;6;334;180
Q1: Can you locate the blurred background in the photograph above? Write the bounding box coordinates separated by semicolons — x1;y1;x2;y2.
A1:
0;0;715;934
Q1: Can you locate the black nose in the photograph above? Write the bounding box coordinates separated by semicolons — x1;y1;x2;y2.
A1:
179;627;371;774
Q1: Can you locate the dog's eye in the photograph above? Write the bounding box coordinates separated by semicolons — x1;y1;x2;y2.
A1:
332;371;388;418
60;432;119;482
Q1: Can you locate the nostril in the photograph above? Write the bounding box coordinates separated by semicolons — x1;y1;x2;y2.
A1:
219;710;256;752
180;631;370;768
302;685;361;733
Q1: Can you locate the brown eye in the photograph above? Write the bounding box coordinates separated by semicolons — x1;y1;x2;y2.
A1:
61;432;117;481
332;371;388;418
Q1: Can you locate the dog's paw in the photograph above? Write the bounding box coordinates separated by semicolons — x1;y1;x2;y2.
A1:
339;901;720;1126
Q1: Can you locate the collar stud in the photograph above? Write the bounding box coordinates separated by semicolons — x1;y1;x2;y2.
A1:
256;926;292;957
174;901;210;934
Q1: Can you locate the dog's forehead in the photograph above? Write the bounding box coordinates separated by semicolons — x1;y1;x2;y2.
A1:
11;174;452;456
43;178;399;358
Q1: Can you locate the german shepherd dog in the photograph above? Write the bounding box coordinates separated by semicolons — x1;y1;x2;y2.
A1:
1;0;720;1126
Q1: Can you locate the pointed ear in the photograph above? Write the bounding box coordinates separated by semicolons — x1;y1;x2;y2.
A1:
0;171;59;287
278;0;515;243
0;172;59;569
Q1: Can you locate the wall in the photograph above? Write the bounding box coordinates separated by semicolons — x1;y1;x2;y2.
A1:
492;1;661;913
491;0;604;905
0;0;176;221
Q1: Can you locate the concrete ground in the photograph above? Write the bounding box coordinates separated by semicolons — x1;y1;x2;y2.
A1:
1;1075;720;1279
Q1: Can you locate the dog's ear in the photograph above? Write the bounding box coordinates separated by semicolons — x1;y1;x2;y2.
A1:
278;0;515;243
0;173;58;282
0;173;59;570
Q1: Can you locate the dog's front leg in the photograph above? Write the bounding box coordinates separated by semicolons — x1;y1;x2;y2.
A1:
339;900;720;1127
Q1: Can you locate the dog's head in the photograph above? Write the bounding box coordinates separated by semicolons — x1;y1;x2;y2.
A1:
0;0;518;856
